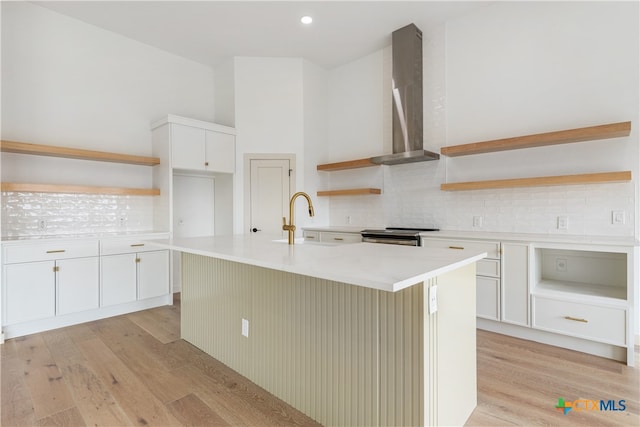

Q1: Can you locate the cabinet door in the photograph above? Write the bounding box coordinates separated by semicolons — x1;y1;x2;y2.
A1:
4;261;55;324
502;243;530;326
138;250;170;300
477;276;500;320
171;124;206;170
57;257;99;315
101;254;137;307
205;130;235;173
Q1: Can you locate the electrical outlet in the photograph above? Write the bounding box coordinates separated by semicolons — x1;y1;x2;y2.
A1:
346;215;352;225
473;216;483;227
119;217;126;227
612;210;625;225
39;220;46;230
557;216;568;230
241;318;249;337
429;285;438;314
555;258;567;272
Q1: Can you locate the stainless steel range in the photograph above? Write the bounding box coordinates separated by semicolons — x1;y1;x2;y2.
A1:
361;227;439;246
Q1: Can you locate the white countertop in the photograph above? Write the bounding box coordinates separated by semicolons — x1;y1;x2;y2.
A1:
302;226;639;247
148;234;487;292
1;231;169;244
420;230;639;247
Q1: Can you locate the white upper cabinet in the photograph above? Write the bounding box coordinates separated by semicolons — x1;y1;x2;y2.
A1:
166;118;235;173
205;130;235;173
171;123;207;170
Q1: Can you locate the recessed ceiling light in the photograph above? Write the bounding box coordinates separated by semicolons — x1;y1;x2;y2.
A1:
300;16;313;25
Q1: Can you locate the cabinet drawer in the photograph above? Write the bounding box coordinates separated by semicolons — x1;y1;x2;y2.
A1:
421;238;500;259
100;236;161;255
4;240;99;264
303;231;320;241
477;259;500;278
320;232;362;244
532;296;626;346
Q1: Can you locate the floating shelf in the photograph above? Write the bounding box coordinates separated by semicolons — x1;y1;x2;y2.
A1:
317;157;378;171
440;171;631;191
440;121;631;157
317;188;381;197
1;140;160;166
1;182;160;196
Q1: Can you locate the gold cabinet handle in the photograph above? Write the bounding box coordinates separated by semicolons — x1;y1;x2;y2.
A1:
564;316;588;323
449;246;465;250
130;243;145;247
135;258;141;263
333;237;344;241
46;249;66;254
205;162;209;166
306;236;316;239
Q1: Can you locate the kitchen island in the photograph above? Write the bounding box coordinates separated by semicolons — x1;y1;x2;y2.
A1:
149;234;487;427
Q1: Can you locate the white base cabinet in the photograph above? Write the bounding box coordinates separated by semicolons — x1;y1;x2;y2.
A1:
101;254;137;307
57;257;100;315
138;250;170;300
421;238;502;321
422;234;634;365
3;240;99;325
4;261;55;324
501;243;529;326
100;237;170;302
2;235;171;339
303;230;363;244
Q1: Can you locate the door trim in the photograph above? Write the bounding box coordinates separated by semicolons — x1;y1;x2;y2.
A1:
243;153;296;234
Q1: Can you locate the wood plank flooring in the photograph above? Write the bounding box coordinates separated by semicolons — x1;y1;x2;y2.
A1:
1;295;320;427
2;294;639;426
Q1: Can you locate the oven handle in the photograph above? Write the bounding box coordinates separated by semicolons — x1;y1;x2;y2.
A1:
362;237;418;246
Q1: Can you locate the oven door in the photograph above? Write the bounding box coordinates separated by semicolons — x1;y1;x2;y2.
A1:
362;236;419;246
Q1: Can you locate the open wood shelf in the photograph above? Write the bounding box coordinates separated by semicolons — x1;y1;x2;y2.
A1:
317;157;378;171
1;182;160;196
317;188;381;197
440;171;631;191
1;140;160;166
440;121;631;157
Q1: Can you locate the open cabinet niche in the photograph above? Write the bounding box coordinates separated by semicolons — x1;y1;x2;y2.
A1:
151;115;236;293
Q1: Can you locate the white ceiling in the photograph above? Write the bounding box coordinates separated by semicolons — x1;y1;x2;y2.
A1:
33;1;494;69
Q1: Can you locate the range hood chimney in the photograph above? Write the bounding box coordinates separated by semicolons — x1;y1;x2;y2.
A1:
371;23;440;165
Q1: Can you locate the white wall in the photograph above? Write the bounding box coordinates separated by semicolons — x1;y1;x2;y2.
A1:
302;59;330;227
213;59;236;128
327;1;639;239
232;57;328;234
1;2;216;236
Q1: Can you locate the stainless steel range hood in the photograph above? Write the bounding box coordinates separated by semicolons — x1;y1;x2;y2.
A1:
371;24;440;165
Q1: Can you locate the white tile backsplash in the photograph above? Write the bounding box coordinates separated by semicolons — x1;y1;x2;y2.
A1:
330;161;635;237
2;192;154;237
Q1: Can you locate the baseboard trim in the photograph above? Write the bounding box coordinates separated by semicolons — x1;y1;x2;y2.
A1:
477;318;628;364
3;294;172;340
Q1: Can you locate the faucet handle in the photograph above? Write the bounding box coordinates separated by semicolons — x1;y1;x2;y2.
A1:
282;216;287;226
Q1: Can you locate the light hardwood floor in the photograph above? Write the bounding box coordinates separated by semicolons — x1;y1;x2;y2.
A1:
1;294;638;426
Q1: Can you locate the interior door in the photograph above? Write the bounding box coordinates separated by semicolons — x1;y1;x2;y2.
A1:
249;159;290;235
